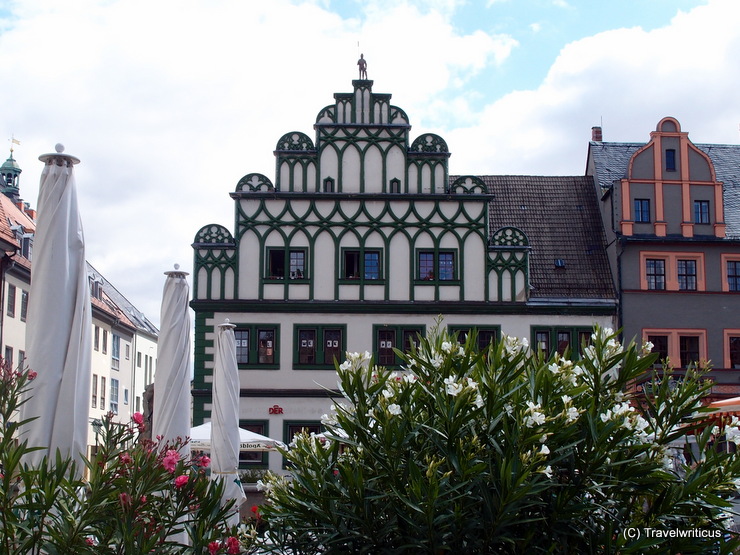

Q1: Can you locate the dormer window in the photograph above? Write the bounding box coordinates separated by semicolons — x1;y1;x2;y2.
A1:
665;149;676;172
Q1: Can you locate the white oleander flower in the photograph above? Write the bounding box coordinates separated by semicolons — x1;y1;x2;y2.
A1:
444;376;463;396
388;403;402;416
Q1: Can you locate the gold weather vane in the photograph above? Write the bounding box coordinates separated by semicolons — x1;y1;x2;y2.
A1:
9;135;20;154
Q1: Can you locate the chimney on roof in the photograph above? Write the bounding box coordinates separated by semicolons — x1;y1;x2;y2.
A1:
591;126;603;142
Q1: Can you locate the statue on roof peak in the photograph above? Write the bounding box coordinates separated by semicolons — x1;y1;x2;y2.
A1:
357;53;367;79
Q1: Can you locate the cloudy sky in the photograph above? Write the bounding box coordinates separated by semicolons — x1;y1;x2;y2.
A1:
1;0;738;328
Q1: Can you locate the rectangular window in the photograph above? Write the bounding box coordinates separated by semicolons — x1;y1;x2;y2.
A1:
730;337;740;369
298;329;316;364
236;329;249;364
374;325;424;367
533;327;594;358
694;200;710;224
634;199;650;223
111;334;121;370
556;331;571;355
679;336;700;368
728;261;740;292
232;325;280;367
100;377;106;410
294;326;345;368
343;249;381;280
123;388;129;405
418;250;456;281
258;330;275;364
137;351;142;367
20;290;28;322
110;378;119;414
449;326;500;351
91;374;98;408
6;284;15;318
677;259;697;291
647;334;669;365
239;421;270;466
125;344;130;360
323;329;341;365
267;248;306;279
94;326;100;351
535;331;550;354
377;329;395;366
644;329;706;369
665;149;676;172
286;422;322;447
102;330;108;354
646;259;666;290
18;350;25;370
4;346;11;367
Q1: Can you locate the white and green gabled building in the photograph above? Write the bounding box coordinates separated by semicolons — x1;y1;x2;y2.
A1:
191;79;617;472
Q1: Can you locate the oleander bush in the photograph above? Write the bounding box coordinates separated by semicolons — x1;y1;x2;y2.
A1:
0;360;252;554
258;325;740;554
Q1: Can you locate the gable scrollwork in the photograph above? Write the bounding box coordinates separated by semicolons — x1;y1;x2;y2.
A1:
450;176;487;194
276;132;315;152
490;227;529;248
410;133;449;154
236;173;275;192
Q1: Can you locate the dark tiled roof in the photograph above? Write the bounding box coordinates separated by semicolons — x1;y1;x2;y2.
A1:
452;175;616;301
588;141;740;239
87;261;159;338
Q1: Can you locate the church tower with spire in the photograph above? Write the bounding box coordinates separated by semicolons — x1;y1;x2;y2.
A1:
1;143;22;203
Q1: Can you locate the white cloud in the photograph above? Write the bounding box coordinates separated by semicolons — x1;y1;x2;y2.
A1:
445;0;740;175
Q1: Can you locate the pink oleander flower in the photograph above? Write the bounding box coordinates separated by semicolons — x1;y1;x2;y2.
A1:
119;452;132;465
174;474;189;489
140;495;147;504
225;536;240;554
199;455;211;468
162;449;180;473
208;540;221;555
27;370;37;380
119;492;131;509
132;412;144;425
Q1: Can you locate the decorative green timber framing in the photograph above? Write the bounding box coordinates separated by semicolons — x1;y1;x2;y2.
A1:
315;125;410;193
449;175;487;195
230;192;491;302
236;173;275;192
275;132;317;192
408;134;450;194
192;224;237;301
192;311;215;425
488;227;530;302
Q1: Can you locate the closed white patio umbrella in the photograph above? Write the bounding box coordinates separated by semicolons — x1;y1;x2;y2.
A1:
152;265;191;450
22;144;91;473
210;320;246;525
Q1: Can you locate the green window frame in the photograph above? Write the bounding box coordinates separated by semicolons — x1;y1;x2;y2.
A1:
531;326;593;358
341;248;383;281
283;421;323;468
293;324;347;369
266;247;307;280
416;249;458;282
373;324;425;367
448;325;501;351
234;324;280;369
